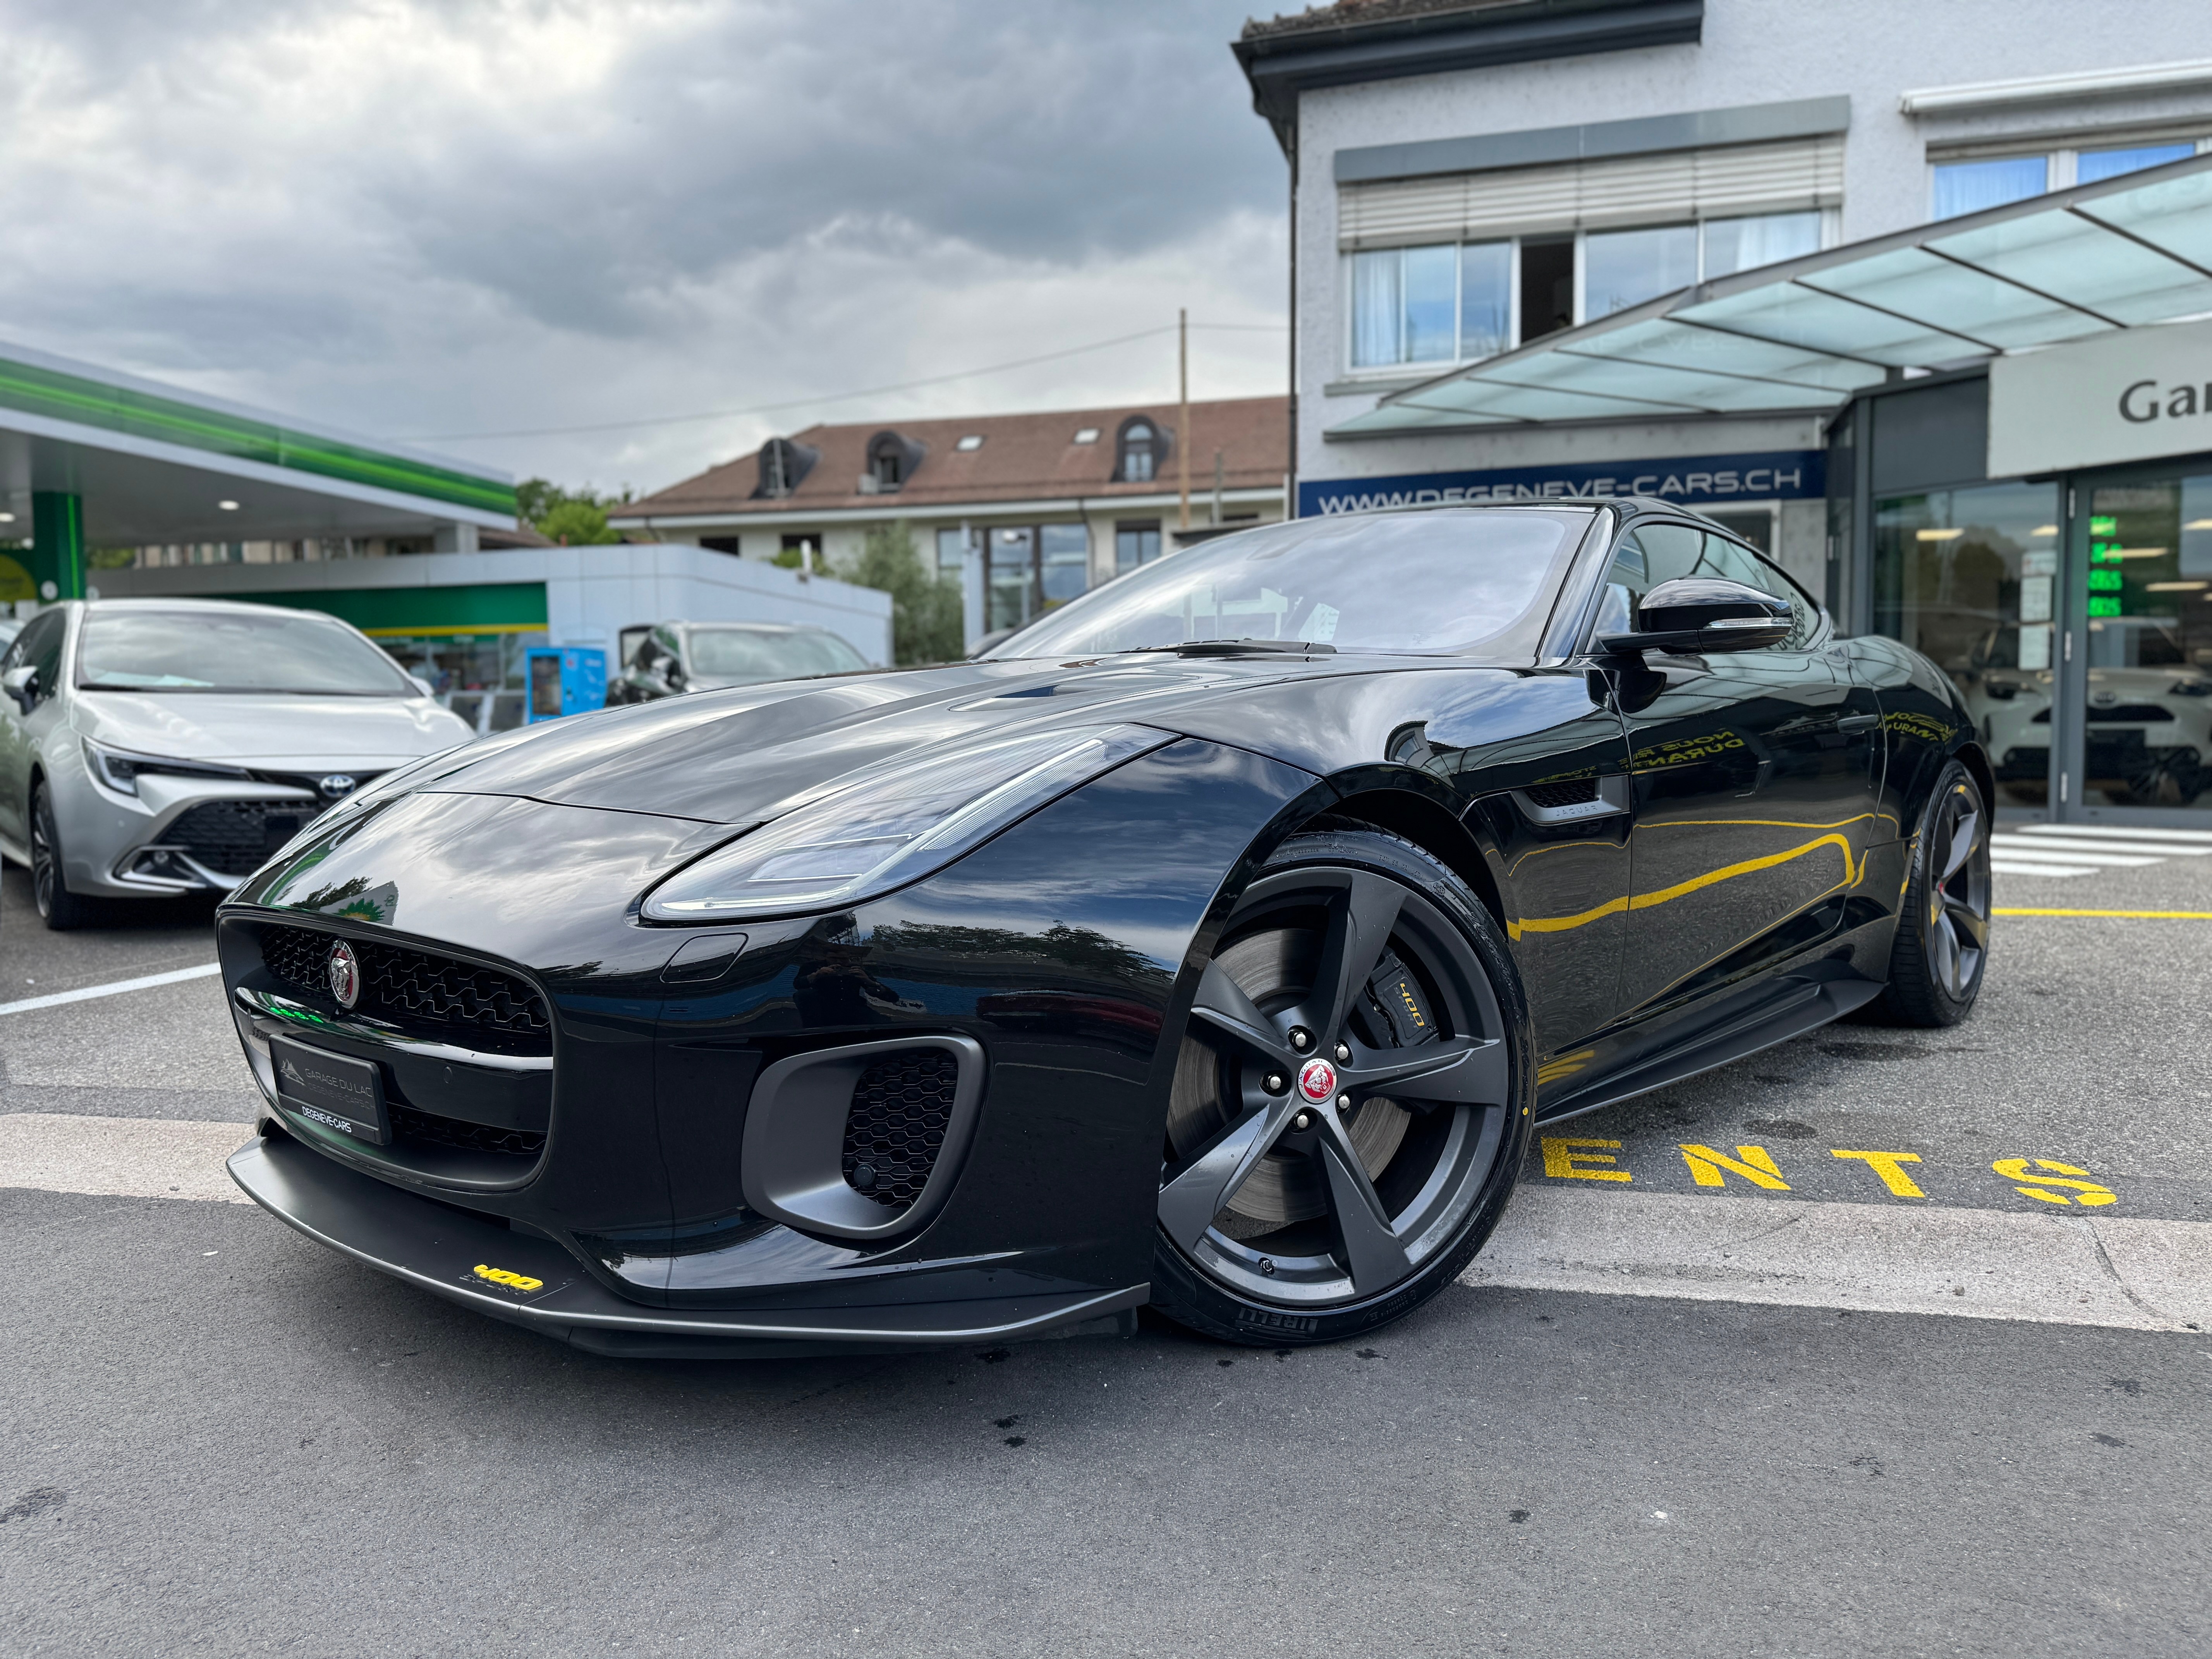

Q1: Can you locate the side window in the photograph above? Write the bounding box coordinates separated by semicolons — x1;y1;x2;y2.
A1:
13;612;66;702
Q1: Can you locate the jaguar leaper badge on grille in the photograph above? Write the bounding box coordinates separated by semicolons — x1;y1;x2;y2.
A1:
327;940;361;1009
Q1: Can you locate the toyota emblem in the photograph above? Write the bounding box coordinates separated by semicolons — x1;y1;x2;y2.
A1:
1297;1057;1338;1103
318;773;359;799
327;941;361;1009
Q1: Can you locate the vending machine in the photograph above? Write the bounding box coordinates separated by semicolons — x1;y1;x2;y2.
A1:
524;646;608;723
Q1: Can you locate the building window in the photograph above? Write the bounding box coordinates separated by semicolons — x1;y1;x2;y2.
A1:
955;434;984;451
1700;211;1821;280
1583;224;1698;321
1116;521;1162;574
2079;141;2195;183
1931;141;2203;219
1117;419;1163;483
1932;156;2049;220
935;526;970;574
1350;210;1830;366
699;536;740;555
1073;427;1101;444
1041;524;1089;603
985;524;1091;631
1351;241;1510;367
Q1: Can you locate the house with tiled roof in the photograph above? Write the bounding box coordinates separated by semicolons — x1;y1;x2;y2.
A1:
610;395;1288;637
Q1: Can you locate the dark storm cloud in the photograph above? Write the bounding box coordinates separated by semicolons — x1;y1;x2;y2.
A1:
0;0;1290;483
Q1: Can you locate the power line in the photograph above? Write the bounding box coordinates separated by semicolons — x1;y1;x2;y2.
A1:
398;320;1288;443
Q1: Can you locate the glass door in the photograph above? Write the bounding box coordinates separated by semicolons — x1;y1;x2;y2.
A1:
1872;480;2059;811
2059;474;2212;823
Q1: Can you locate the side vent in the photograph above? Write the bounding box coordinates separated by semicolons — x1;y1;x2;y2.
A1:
1510;774;1632;828
842;1049;957;1210
741;1036;986;1241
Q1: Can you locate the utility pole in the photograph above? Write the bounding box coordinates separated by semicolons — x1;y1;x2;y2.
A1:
1178;308;1192;532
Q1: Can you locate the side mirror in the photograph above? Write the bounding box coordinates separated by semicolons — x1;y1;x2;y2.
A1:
408;674;435;697
1597;576;1791;656
2;664;36;714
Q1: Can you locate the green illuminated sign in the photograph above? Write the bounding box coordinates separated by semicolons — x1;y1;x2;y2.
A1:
2091;515;2118;536
2088;568;2124;591
2088;596;2123;617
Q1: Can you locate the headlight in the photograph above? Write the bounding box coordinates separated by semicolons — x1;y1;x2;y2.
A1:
2170;679;2212;697
82;738;249;797
644;723;1168;921
1982;682;2019;701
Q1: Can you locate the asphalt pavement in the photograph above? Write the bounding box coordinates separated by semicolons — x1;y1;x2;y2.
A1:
3;850;2209;1655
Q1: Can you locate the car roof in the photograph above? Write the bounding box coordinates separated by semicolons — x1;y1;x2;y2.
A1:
668;620;833;635
78;597;355;619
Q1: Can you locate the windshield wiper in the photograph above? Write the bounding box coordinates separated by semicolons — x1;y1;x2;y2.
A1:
1133;639;1337;658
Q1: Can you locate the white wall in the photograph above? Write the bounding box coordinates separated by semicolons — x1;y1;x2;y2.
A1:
1295;0;2212;484
94;541;895;668
542;543;892;665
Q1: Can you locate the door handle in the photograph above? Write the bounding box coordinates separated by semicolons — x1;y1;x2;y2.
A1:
1837;713;1881;732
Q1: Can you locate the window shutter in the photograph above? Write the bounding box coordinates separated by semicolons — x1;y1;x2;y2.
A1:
1337;137;1844;249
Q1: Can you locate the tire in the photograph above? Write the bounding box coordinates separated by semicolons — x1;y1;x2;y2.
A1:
1874;759;1990;1027
31;781;96;931
1149;824;1535;1346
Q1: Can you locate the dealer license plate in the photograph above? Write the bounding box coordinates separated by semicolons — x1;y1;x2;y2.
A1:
270;1037;390;1146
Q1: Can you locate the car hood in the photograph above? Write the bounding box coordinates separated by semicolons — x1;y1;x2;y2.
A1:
76;690;475;768
410;653;1484;825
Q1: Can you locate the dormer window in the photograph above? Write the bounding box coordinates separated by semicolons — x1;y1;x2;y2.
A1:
1115;417;1165;484
863;430;926;494
754;436;819;499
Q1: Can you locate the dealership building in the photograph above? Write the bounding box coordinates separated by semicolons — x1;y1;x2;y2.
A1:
1237;0;2212;826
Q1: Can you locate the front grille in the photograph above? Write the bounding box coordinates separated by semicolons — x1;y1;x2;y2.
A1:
258;924;550;1048
841;1049;957;1211
169;800;314;877
1522;777;1598;809
391;1104;545;1159
2088;704;2176;724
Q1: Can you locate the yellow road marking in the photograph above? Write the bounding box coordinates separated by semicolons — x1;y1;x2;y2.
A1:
1993;1158;2117;1208
1831;1149;1927;1198
1540;1137;1632;1183
1994;908;2212;919
1678;1143;1790;1190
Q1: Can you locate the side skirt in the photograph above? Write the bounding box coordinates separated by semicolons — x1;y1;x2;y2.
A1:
1535;974;1883;1125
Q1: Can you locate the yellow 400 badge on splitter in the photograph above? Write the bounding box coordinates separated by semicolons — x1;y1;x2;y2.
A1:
472;1264;544;1291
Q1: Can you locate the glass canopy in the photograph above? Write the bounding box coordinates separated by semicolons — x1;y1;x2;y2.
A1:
1331;152;2212;436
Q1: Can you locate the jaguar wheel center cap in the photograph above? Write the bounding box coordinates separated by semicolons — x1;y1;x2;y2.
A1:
327;941;361;1010
1297;1057;1338;1103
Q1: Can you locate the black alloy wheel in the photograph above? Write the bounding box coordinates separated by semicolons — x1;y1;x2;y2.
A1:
31;782;94;932
1877;760;1990;1026
1151;826;1533;1345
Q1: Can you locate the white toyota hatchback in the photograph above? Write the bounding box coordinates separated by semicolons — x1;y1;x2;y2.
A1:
0;599;473;928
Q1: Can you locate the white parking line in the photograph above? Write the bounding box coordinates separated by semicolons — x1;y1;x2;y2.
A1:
1998;836;2212;857
1466;1187;2212;1333
2018;824;2212;843
1991;861;2101;878
1987;842;2160;867
0;963;222;1017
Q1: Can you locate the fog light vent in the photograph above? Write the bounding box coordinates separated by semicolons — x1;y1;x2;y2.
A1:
841;1049;958;1210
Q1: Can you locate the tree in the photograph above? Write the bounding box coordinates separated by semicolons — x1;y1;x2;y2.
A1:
840;521;965;666
536;499;620;546
516;478;631;544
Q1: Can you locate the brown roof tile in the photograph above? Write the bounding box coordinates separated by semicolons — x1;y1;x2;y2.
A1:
615;395;1287;520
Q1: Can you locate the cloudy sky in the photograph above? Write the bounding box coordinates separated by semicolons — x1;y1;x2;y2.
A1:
5;0;1292;497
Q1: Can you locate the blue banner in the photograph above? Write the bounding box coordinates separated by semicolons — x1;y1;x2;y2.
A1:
1297;450;1826;517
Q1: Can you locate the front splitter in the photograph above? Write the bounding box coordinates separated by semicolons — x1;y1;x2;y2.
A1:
228;1134;1146;1358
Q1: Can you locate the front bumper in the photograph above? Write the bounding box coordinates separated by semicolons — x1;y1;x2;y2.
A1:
228;1133;1145;1357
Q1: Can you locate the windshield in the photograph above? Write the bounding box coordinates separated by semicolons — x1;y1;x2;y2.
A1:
984;507;1594;660
686;628;866;679
78;608;416;696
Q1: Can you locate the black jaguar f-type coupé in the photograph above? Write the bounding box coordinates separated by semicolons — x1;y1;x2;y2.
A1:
219;500;1991;1353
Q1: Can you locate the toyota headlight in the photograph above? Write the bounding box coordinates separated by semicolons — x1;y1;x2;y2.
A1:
643;724;1168;921
83;738;250;797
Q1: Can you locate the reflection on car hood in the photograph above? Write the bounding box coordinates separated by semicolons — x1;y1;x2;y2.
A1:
415;654;1426;824
77;690;474;766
